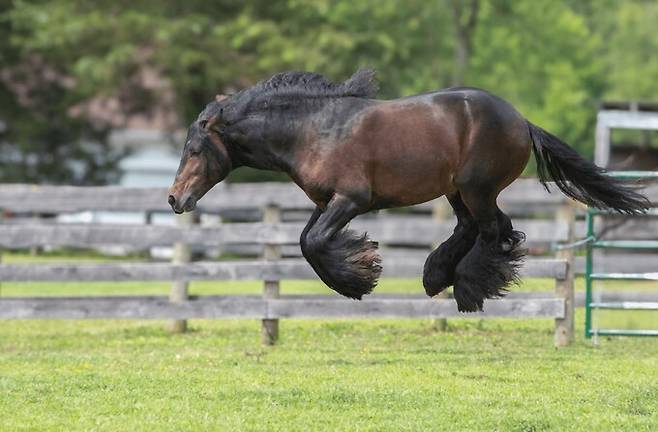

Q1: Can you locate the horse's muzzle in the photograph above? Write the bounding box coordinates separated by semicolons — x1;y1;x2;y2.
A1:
168;194;196;214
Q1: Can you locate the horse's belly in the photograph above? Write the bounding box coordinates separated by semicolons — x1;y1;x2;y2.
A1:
370;154;456;208
366;106;460;208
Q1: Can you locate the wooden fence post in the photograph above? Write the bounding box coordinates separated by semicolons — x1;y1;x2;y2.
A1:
144;210;153;259
168;211;195;334
554;203;575;347
30;212;42;256
431;198;452;331
262;204;281;345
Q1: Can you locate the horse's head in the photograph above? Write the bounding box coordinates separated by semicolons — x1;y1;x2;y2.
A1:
168;97;233;214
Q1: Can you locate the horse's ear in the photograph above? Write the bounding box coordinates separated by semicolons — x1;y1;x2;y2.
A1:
215;94;228;102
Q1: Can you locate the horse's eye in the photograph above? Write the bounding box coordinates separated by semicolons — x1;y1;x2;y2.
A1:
199;120;208;129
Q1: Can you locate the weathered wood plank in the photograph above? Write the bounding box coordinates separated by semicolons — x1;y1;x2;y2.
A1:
410;182;658;212
267;297;565;319
355;218;569;246
0;183;310;213
379;250;655;276
6;292;656;320
169;211;195;333
271;292;658;303
262;204;282;345
574;291;658;305
0;260;316;282
2;181;654;213
0;218;572;249
554;204;575;347
591;217;658;240
381;257;568;280
3;215;657;251
0;295;565;320
574;254;658;274
0;258;567;282
0;222;303;248
0;296;266;319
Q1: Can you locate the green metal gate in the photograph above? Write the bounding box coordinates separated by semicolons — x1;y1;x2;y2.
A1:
585;171;658;338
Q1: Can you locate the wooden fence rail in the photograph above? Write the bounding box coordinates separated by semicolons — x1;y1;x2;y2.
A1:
2;179;656;346
1;181;655;213
0;296;565;320
1;218;656;249
0;219;572;248
0;180;566;212
4;292;658;321
0;258;568;282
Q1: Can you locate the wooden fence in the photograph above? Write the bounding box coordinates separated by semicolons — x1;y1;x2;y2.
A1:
1;179;656;347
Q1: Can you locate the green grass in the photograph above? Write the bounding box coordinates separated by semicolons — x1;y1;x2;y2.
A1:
1;254;657;431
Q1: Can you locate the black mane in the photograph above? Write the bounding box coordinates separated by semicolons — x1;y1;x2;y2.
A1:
250;68;378;100
197;68;378;123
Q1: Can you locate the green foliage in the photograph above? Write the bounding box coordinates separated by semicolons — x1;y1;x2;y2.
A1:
601;1;658;101
1;0;657;182
0;0;125;184
468;0;604;153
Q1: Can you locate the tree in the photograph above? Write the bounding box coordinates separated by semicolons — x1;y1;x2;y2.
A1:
1;0;657;183
600;1;658;102
451;0;479;86
468;0;605;154
0;0;123;184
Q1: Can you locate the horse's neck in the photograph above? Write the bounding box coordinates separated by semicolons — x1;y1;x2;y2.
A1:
233;120;305;174
234;98;373;175
232;146;288;172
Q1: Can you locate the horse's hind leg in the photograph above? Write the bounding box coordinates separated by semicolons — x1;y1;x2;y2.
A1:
453;189;526;312
497;207;526;251
423;192;478;296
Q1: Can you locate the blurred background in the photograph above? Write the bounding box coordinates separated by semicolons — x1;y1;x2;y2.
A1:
1;0;657;187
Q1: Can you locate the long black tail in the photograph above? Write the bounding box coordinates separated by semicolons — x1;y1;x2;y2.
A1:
527;122;650;214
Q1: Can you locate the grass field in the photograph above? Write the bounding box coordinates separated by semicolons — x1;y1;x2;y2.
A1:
1;253;657;431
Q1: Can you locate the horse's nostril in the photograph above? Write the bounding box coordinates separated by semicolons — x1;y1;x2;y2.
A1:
168;195;176;206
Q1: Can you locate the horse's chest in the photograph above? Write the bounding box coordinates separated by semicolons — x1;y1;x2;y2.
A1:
294;147;367;207
293;157;335;208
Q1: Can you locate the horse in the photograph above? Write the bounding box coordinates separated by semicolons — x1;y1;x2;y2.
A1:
168;69;649;312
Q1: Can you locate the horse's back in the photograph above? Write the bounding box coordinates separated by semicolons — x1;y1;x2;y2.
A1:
338;93;468;206
424;88;532;192
360;88;530;204
301;87;531;208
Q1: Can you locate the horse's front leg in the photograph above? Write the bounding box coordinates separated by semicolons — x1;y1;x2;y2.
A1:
300;195;382;299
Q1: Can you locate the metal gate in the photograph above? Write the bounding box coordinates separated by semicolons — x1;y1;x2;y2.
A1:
585;171;658;338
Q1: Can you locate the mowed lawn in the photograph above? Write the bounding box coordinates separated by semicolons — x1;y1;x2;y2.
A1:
0;254;657;431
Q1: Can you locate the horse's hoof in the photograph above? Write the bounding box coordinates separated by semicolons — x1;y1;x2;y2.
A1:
306;229;382;300
423;267;452;297
338;239;382;299
453;236;526;312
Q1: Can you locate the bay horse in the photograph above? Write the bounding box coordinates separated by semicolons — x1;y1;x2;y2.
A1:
168;69;648;312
